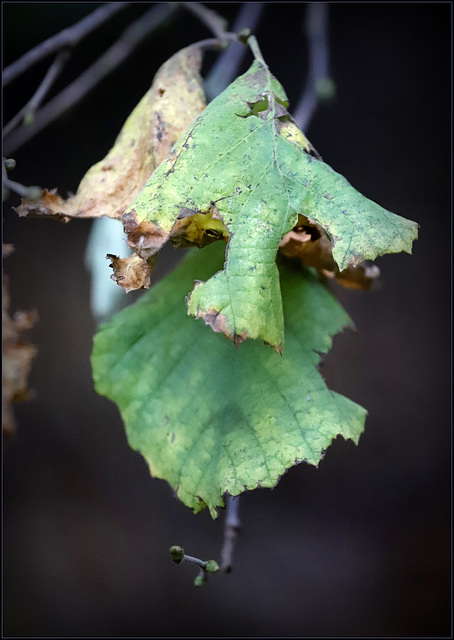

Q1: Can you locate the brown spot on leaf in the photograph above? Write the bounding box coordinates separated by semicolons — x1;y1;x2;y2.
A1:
192;305;248;347
264;340;283;356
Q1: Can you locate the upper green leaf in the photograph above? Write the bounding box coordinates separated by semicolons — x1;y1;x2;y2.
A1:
123;58;418;352
92;243;366;517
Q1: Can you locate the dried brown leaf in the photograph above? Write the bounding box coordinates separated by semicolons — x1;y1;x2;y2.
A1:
16;46;206;222
107;253;156;294
279;216;380;290
2;246;38;436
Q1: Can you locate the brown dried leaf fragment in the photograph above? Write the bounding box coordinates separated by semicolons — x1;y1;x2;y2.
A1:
16;46;206;222
279;216;380;290
2;246;38;436
107;253;156;294
335;263;380;290
123;210;168;260
15;188;72;222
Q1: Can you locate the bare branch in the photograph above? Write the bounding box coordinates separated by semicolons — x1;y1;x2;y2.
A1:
220;494;241;572
3;2;129;86
4;49;70;137
204;2;265;101
2;159;42;200
3;3;179;156
293;3;335;132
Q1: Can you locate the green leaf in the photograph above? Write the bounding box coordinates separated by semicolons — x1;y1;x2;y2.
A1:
92;243;366;518
123;58;418;352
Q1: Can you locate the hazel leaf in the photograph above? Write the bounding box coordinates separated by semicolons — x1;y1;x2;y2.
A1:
92;243;366;517
122;59;418;351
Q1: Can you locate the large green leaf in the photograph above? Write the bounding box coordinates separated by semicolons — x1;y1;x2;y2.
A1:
122;58;418;352
92;243;366;517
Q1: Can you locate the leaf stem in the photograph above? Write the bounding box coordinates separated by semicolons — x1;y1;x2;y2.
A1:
246;34;268;69
183;36;235;56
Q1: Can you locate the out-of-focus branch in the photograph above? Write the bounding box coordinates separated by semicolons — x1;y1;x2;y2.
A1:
2;158;42;201
3;2;129;86
204;2;265;101
220;494;241;572
292;3;335;132
3;3;179;156
181;2;229;40
4;49;70;136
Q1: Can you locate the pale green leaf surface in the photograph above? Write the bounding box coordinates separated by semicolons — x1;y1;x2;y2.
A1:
124;59;418;351
92;243;366;517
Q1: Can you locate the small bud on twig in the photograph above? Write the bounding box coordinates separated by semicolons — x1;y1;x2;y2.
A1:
169;545;185;564
3;158;16;171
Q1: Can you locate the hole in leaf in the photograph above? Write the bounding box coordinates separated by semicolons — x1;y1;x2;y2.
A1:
247;95;269;117
204;228;223;239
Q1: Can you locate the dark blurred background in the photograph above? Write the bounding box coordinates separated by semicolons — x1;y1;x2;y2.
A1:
2;3;451;637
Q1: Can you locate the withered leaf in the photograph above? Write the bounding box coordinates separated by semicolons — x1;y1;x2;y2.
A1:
279;216;380;290
2;246;38;436
16;46;206;222
107;253;156;294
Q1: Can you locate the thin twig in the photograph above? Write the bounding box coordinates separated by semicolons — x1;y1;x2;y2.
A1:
220;494;241;572
3;2;129;86
2;176;42;200
3;3;179;156
293;3;334;132
169;545;219;587
2;159;42;200
4;49;70;137
204;2;265;101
